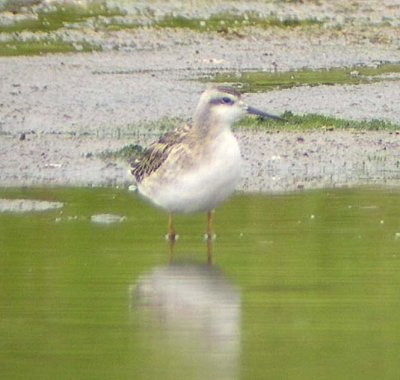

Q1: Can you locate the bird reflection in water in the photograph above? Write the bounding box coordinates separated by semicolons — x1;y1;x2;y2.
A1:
131;262;241;379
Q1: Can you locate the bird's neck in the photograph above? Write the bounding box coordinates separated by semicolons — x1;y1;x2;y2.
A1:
193;109;231;139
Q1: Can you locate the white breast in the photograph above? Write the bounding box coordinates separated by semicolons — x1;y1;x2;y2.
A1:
139;129;241;214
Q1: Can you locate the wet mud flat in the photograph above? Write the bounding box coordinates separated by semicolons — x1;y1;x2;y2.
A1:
0;129;399;192
0;1;399;192
0;51;399;191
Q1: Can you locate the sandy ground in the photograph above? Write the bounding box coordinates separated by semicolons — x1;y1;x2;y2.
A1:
0;0;400;192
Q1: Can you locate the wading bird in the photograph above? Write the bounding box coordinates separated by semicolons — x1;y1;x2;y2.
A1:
131;86;281;258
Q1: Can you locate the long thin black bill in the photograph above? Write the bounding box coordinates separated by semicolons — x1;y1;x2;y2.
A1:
246;106;285;121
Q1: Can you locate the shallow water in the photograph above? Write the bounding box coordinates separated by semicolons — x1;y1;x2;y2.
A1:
1;187;400;379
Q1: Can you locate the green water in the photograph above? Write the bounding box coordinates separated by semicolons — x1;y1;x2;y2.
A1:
1;187;400;379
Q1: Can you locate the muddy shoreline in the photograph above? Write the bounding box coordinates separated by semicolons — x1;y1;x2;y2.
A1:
1;129;399;192
1;1;400;192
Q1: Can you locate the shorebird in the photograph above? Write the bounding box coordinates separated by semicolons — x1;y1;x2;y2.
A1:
131;86;281;245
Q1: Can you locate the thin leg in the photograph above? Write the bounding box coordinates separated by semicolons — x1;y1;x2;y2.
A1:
207;211;213;240
167;213;176;263
207;211;213;265
168;213;176;241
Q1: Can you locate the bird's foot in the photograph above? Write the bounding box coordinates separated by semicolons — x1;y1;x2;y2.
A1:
165;233;179;242
203;233;216;241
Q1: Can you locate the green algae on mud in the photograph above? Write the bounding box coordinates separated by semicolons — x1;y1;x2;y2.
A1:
99;113;399;164
1;186;400;379
238;112;400;131
0;2;121;55
101;114;398;161
0;2;321;56
153;12;322;33
0;4;320;34
204;63;400;92
90;12;312;34
0;2;125;33
0;37;100;56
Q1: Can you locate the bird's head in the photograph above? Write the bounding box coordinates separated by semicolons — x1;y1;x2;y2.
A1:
194;86;282;131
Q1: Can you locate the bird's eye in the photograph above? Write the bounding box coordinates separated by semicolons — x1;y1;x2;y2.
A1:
221;97;233;105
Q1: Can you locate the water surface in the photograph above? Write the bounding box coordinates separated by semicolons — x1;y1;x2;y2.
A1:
1;187;400;379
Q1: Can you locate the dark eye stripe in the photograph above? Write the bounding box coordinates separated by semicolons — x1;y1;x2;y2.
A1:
222;97;233;104
210;96;234;106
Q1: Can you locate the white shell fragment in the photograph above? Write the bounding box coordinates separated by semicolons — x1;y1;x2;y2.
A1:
90;213;126;224
0;198;63;213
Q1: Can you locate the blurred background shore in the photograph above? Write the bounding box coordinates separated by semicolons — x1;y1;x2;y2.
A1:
0;0;399;190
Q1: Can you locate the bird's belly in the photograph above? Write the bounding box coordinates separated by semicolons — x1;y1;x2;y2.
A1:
139;134;241;213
